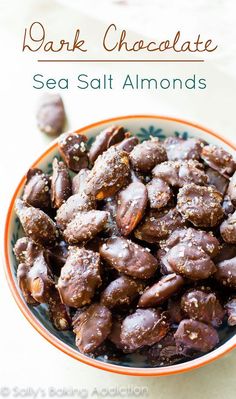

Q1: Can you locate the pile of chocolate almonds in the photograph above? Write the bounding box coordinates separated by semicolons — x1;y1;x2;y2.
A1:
14;126;236;366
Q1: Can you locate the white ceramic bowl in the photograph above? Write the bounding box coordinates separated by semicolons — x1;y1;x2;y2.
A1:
4;115;236;376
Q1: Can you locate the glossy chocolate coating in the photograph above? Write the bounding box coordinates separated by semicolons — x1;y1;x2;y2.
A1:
72;168;90;195
177;183;223;227
56;193;96;229
225;298;236;326
120;309;169;351
130;139;167;172
89;126;126;163
135;208;185;243
164;137;203;161
101;275;143;308
73;304;112;353
181;289;225;327
58;247;102;307
220;211;236;244
227;171;236;206
23;168;51;209
201;144;236;178
14;127;236;364
116;135;139;153
161;227;220;259
15;199;57;246
116;181;148;236
166;243;216;280
174;319;219;352
206;167;229;196
63;210;108;244
100;237;158;279
153;160;208;188
146;177;172;209
215;256;236;288
58;132;88;172
51;158;72;208
138;274;184;308
37;93;65;136
85;147;130;200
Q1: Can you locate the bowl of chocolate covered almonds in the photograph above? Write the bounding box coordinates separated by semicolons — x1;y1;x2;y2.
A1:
4;115;236;376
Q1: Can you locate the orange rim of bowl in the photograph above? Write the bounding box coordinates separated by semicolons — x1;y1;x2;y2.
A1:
3;114;236;376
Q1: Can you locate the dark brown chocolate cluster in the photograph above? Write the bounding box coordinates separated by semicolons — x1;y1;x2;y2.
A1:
14;126;236;366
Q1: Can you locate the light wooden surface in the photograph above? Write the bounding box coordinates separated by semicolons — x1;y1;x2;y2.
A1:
0;1;236;398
